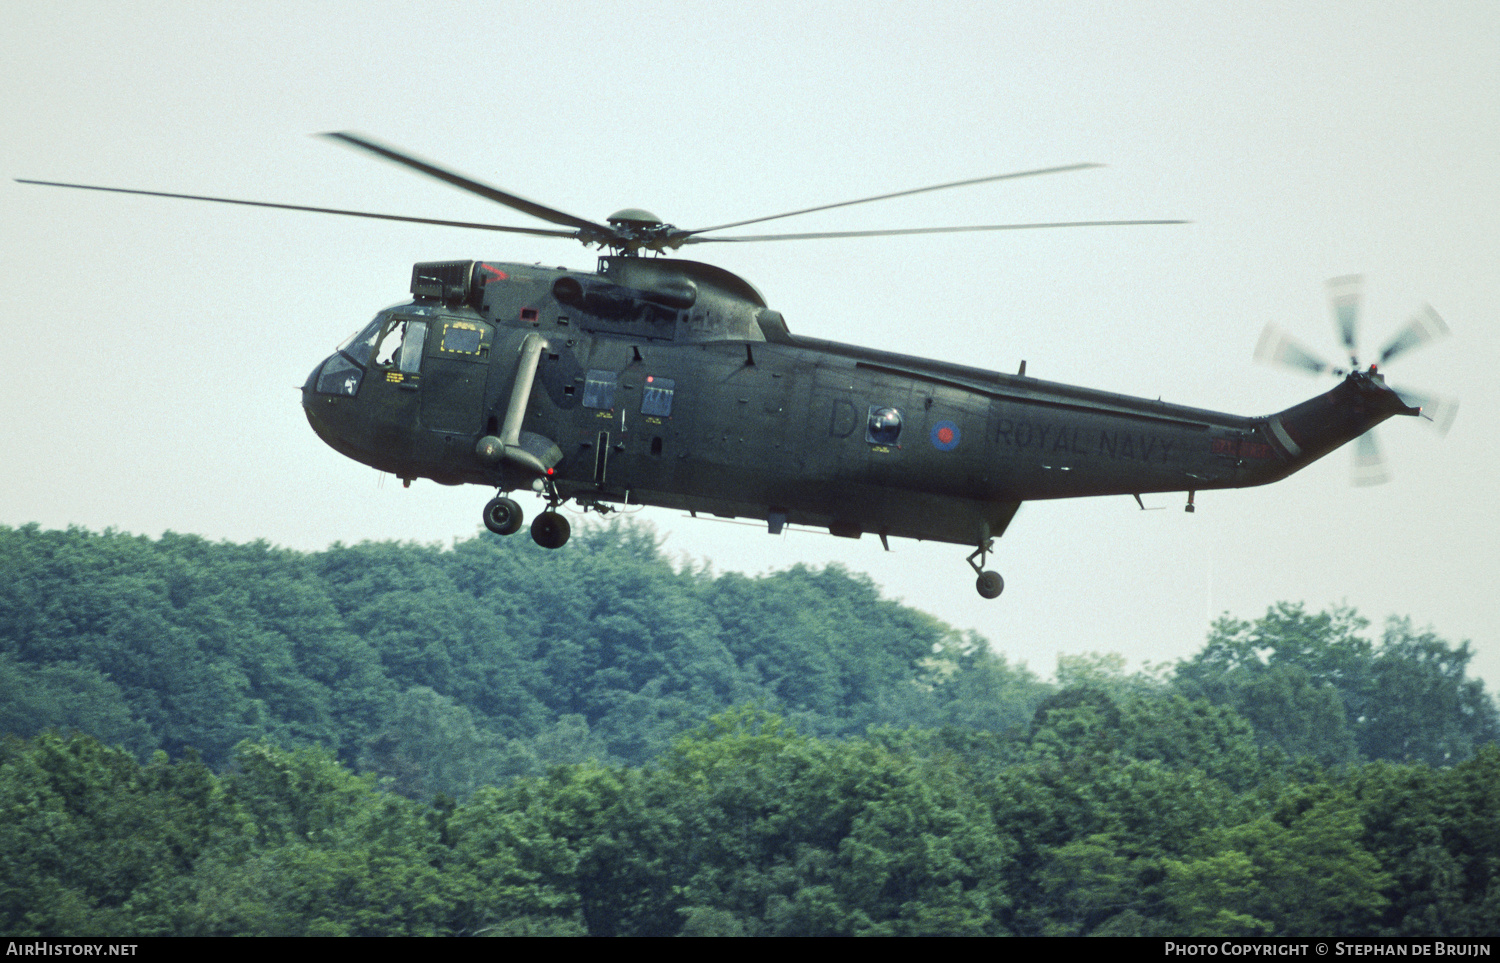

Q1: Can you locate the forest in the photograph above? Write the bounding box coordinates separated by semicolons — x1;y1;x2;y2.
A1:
2;521;1497;936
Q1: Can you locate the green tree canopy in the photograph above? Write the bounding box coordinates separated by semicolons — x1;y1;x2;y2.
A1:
1176;602;1497;766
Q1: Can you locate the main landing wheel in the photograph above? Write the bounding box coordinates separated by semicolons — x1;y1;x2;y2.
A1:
531;511;571;549
482;497;523;536
966;540;1003;600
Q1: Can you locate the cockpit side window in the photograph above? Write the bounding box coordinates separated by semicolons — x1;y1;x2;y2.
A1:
397;322;426;374
366;318;428;374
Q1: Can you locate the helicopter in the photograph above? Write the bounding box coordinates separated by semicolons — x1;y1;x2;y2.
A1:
17;133;1454;598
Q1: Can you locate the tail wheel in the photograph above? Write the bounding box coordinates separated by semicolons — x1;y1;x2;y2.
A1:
531;511;571;549
966;539;1004;600
482;497;523;536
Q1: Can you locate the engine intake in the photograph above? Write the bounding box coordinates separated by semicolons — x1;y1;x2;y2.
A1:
411;260;481;307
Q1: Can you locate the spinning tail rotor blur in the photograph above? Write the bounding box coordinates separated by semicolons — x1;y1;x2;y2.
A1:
1255;275;1458;485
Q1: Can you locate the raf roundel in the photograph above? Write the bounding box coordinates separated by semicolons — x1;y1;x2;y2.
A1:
931;420;962;451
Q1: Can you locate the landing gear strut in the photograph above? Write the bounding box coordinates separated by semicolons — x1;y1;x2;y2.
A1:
966;540;1004;599
529;476;571;549
482;496;523;536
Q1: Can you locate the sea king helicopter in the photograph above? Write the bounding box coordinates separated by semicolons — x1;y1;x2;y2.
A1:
18;134;1455;597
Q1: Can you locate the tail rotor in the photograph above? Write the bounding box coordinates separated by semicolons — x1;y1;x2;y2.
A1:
1255;275;1457;484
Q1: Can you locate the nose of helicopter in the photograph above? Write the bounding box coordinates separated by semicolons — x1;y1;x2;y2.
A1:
302;354;351;454
301;359;321;399
302;358;328;432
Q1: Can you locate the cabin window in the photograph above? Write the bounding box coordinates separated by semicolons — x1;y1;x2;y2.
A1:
439;320;485;356
582;369;618;410
866;406;903;445
641;376;675;417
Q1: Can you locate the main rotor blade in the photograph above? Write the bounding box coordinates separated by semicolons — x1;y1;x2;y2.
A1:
1254;324;1336;375
15;180;580;238
681;219;1188;244
1377;304;1449;365
1389;384;1459;435
1329;274;1362;363
1351;430;1390;487
681;163;1105;237
321;131;613;236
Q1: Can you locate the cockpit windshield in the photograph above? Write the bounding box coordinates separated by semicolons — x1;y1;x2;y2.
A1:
318;313;430;397
337;313;428;377
339;314;389;367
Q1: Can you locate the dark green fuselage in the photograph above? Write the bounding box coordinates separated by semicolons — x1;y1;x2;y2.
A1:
303;256;1414;550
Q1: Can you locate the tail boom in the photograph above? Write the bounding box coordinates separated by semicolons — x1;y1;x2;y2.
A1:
1242;369;1418;486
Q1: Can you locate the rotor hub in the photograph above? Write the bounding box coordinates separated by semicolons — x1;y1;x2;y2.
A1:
598;208;686;255
607;208;662;227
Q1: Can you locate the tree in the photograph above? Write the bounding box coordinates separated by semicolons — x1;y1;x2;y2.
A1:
0;732;232;936
1360;618;1500;765
1163;782;1390;936
1176;603;1497;766
203;741;465;936
0;655;156;756
1349;746;1500;936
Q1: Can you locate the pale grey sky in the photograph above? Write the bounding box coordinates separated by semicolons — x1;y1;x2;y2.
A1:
4;1;1497;685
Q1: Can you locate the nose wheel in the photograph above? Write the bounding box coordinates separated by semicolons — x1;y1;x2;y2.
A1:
966;541;1004;599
